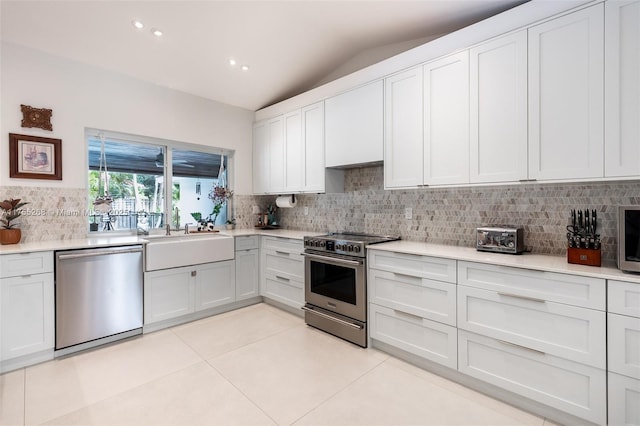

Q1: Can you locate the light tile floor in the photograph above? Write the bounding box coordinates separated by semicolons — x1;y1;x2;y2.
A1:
0;303;561;426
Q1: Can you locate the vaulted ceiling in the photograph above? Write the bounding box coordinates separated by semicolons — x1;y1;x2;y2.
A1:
1;1;527;111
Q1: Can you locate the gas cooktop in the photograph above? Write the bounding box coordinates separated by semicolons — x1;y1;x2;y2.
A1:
303;232;400;257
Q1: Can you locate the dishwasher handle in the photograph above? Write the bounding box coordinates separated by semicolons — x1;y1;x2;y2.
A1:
57;246;143;260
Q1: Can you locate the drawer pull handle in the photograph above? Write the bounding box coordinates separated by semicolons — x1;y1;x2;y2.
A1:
497;339;545;356
497;292;546;303
393;309;424;321
275;251;290;256
275;275;290;282
393;272;419;280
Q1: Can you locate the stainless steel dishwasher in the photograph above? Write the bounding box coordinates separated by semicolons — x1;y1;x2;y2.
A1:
55;245;143;355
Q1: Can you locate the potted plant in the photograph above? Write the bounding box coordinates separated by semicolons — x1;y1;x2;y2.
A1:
0;198;29;245
208;185;233;227
225;218;236;230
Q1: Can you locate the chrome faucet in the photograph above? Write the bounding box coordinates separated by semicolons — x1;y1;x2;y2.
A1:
165;224;171;236
136;227;149;236
184;223;190;234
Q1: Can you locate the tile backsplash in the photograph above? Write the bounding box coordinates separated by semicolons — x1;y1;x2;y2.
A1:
4;169;639;265
239;166;640;265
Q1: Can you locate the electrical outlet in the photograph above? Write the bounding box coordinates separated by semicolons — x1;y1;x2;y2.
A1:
405;207;413;220
304;207;309;216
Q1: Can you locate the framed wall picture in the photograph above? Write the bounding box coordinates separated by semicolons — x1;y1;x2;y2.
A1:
9;133;62;180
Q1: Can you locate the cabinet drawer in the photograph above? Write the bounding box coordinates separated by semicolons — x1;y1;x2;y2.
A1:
609;280;640;317
263;274;303;309
609;312;640;379
370;303;457;369
369;269;456;326
458;261;605;310
458;330;606;425
235;235;259;251
608;372;640;426
458;285;605;368
261;236;303;254
0;251;53;278
263;249;303;282
368;250;456;283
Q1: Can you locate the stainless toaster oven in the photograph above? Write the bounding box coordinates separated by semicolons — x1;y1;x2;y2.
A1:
476;226;524;254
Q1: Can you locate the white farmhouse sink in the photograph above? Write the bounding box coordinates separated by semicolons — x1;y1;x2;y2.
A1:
144;233;234;271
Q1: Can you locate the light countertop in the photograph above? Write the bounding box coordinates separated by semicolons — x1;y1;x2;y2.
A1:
0;228;318;255
367;240;640;284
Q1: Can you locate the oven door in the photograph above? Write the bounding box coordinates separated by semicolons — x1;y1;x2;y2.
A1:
304;251;366;322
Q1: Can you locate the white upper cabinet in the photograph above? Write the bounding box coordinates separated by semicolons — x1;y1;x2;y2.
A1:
605;0;640;177
302;101;325;192
423;51;470;185
470;31;528;183
284;110;303;192
528;4;604;181
325;80;384;168
268;116;285;193
384;67;424;189
252;121;269;194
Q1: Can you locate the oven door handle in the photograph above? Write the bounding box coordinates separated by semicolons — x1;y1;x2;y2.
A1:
301;306;363;330
303;252;364;266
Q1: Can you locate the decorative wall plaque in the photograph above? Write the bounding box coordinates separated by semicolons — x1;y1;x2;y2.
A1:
20;104;53;131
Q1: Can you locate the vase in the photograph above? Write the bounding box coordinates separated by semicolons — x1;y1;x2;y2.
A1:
0;228;22;245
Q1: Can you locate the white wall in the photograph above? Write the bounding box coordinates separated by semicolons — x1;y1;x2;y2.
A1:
0;42;255;194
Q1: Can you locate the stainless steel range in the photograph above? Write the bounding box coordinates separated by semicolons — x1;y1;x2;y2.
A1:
303;232;399;347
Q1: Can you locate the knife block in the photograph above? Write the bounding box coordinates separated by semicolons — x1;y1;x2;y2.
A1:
567;247;601;267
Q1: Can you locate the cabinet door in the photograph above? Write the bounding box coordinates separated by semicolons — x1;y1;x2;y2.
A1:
459;330;606;425
470;31;527;183
1;273;54;360
144;268;193;324
608;312;640;379
195;261;235;311
608;372;640;426
268;116;285;193
528;4;604;180
423;51;470;185
235;249;260;301
252;120;269;194
284;110;303;192
325;80;384;167
384;67;424;189
605;0;640;177
302;101;325;193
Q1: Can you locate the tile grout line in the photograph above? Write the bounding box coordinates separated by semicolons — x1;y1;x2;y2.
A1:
204;360;280;426
288;353;391;426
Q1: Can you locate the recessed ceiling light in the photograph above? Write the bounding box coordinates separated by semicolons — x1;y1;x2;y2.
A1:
131;20;144;29
241;65;249;71
151;28;163;37
228;59;237;66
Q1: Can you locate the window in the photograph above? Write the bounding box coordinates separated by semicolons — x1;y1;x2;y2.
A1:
87;130;232;233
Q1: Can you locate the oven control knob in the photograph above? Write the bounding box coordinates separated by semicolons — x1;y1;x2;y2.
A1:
354;246;361;253
313;240;319;247
337;244;344;251
320;241;325;248
347;244;354;252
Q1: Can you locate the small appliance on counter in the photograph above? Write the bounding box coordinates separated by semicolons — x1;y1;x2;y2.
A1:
476;226;524;254
566;208;601;267
618;205;640;273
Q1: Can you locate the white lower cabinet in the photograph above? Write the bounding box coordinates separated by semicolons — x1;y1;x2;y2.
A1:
1;272;55;361
194;261;235;311
457;285;606;368
369;268;456;326
235;249;259;301
144;260;235;324
609;372;640;426
0;251;55;368
370;303;457;369
458;330;606;425
260;237;304;310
